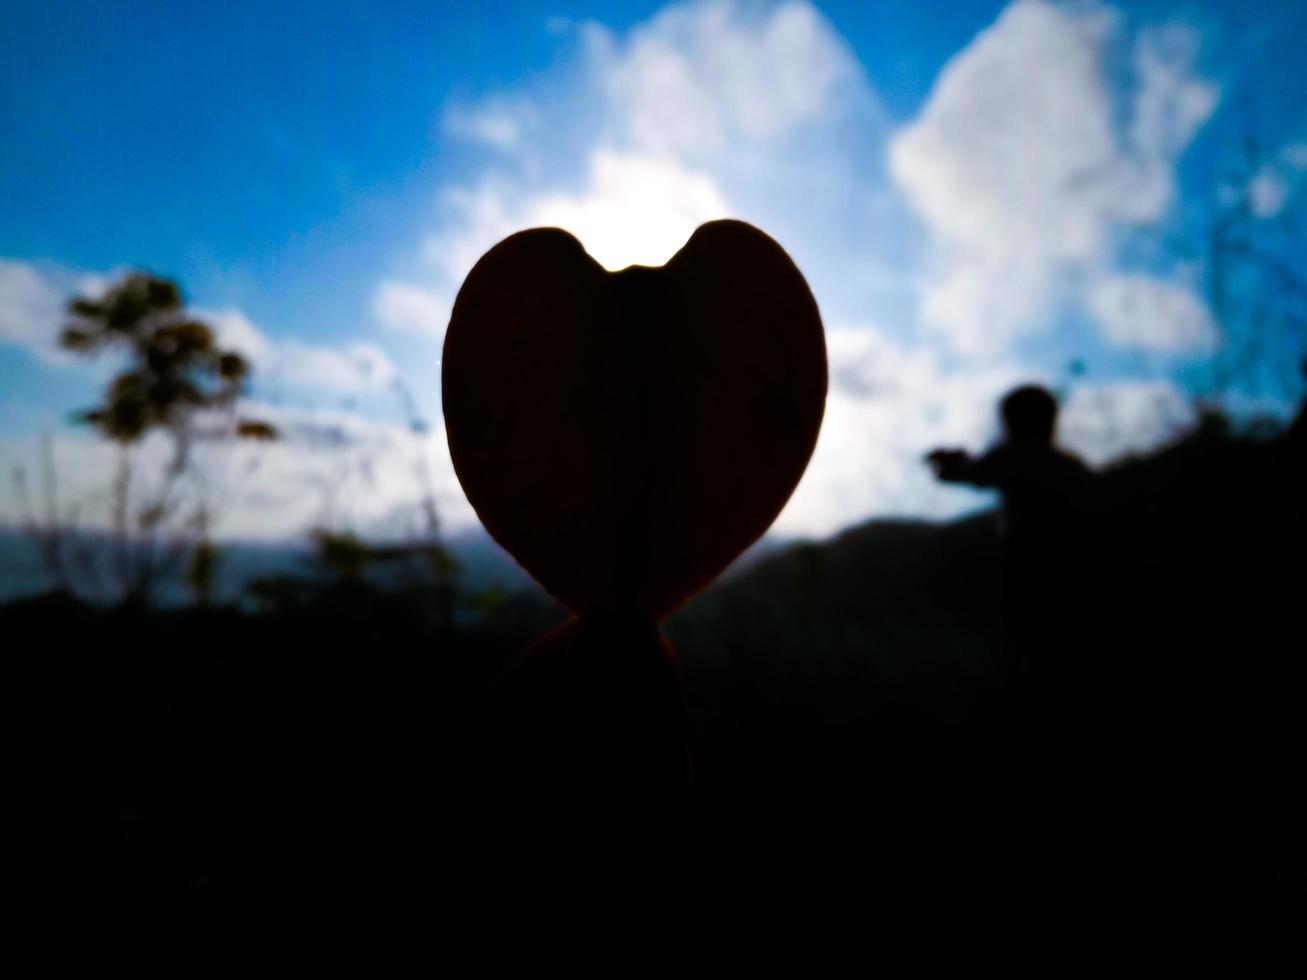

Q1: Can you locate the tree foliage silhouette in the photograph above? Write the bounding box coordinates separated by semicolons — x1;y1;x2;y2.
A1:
58;272;276;603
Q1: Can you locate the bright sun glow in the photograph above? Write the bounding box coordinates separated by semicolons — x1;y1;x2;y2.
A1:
528;151;731;269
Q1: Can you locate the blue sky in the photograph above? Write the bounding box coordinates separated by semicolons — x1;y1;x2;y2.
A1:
2;0;1305;542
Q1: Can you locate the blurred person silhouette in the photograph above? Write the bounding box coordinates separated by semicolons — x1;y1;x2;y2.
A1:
926;385;1100;761
926;385;1094;548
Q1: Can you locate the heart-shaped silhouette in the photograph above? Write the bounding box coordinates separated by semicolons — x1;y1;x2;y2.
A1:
443;219;826;623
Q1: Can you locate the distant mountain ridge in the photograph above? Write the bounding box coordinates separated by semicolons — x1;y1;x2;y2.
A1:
0;521;785;607
0;526;539;606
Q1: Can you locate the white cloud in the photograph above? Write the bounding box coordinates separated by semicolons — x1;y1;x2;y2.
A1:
201;307;396;394
213;402;474;539
0;402;473;542
373;282;451;342
1087;274;1218;352
1060;380;1196;466
888;0;1218;357
775;326;1024;536
589;0;862;159
0;260;77;362
281;341;396;392
410;0;884;321
443;98;538;151
1243;141;1307;219
1127;22;1220;207
203;307;274;364
1247;171;1289;218
0;262;397;396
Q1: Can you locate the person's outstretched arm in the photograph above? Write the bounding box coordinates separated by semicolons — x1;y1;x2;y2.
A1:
925;447;1002;487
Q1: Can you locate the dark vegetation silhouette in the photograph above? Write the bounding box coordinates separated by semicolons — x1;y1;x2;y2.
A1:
14;273;277;606
6;239;1302;947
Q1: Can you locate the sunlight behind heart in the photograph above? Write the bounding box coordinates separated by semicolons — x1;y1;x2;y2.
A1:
528;152;730;270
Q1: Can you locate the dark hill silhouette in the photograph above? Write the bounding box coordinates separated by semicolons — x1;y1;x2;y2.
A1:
0;526;542;606
664;414;1301;787
667;514;1008;785
5;416;1301;938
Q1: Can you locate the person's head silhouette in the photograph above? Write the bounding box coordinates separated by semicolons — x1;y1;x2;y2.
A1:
1001;385;1058;446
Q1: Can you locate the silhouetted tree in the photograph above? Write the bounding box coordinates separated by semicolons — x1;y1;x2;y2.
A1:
57;272;276;604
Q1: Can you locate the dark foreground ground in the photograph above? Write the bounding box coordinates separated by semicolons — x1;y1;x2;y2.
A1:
7;420;1304;956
